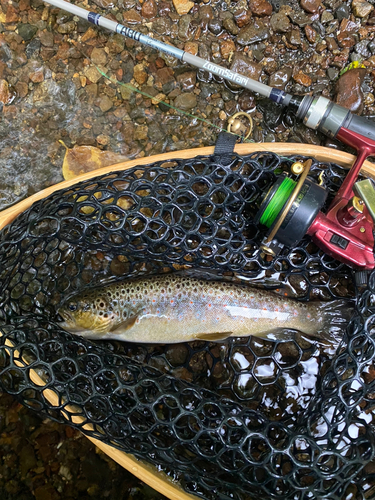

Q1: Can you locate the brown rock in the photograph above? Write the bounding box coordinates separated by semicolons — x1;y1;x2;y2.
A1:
174;92;197;110
172;0;194;15
234;8;252;28
19;0;29;11
123;9;142;24
300;0;321;13
155;67;175;85
92;0;114;7
335;68;366;114
39;31;54;47
326;36;338;50
184;42;199;55
176;71;196;90
15;81;28;98
287;28;302;45
91;47;107;65
305;25;317;43
337;19;357;48
84;66;103;84
81;27;98;43
293;71;312;86
5;5;18;23
98;95;113;112
249;0;272;16
270;12;291;32
220;39;236;59
133;63;148;85
352;0;374;18
230;53;262;81
29;70;44;83
142;0;157;18
269;67;292;89
0;79;14;104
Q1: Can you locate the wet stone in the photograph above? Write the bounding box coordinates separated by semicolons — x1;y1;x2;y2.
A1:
238;91;256;111
327;67;339;80
234;8;252;28
300;0;321;13
289;10;312;27
172;0;194;15
15;81;28;97
352;0;374;18
173;92;197;110
269;67;292;89
305;25;317;43
39;30;54;47
208;18;222;34
223;17;239;36
93;0;115;7
355;40;370;58
25;39;41;58
270;12;291;32
142;0;157;18
321;10;334;23
84;66;102;84
335;4;350;20
176;70;196;90
249;0;273;17
98;95;113;112
57;21;76;34
287;29;302;45
0;79;15;104
178;15;192;40
90;47;107;66
17;23;38;41
335;67;366;114
237;19;269;45
230;53;262;81
293;71;312;86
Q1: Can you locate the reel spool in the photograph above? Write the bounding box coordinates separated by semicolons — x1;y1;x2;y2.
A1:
255;160;327;256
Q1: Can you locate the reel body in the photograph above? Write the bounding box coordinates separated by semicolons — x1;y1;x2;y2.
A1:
256;156;375;276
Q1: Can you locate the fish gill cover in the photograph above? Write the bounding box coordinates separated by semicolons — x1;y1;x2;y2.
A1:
0;151;374;500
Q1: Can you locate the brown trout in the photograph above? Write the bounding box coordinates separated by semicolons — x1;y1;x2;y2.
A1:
58;274;350;343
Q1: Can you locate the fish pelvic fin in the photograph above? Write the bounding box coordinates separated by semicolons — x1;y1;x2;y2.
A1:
109;315;138;334
193;331;232;342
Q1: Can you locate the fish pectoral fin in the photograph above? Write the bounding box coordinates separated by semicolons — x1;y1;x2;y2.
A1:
109;315;138;334
193;331;232;342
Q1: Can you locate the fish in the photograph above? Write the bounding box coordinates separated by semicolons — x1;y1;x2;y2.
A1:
58;274;351;344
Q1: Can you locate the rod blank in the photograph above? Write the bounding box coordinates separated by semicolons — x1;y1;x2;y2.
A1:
43;0;272;98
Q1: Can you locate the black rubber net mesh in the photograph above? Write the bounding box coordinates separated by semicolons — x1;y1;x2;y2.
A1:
0;151;374;500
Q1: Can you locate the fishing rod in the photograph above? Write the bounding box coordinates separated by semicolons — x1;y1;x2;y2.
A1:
43;0;375;280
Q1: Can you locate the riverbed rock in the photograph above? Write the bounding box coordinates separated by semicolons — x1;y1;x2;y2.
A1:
300;0;321;13
172;0;194;15
91;47;107;66
269;67;292;88
142;0;157;18
270;12;291;32
335;67;366;114
174;92;197;110
352;0;374;18
230;53;262;80
18;23;37;41
249;0;273;17
237;19;269;45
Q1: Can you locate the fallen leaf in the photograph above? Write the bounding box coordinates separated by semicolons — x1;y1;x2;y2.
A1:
60;141;128;180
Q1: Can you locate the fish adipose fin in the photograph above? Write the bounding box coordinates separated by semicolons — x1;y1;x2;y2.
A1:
194;331;232;342
110;315;138;334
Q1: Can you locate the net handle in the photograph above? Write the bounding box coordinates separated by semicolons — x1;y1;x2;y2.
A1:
1;143;375;231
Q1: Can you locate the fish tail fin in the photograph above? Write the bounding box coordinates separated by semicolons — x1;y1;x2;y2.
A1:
317;299;354;344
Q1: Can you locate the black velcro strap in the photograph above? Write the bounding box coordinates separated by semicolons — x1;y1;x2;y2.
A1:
214;132;237;157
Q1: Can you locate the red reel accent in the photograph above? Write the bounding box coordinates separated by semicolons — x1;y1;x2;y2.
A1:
307;127;375;270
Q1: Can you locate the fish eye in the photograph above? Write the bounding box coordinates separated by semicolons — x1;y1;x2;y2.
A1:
68;303;77;312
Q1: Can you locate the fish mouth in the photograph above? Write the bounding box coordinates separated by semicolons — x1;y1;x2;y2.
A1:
58;309;73;323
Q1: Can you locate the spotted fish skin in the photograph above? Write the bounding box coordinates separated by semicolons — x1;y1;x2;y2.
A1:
58;274;348;343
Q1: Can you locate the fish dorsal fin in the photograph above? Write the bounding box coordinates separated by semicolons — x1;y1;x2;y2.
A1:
109;315;138;334
193;331;232;342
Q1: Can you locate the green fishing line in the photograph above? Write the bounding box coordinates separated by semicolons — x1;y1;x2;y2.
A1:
259;177;296;228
